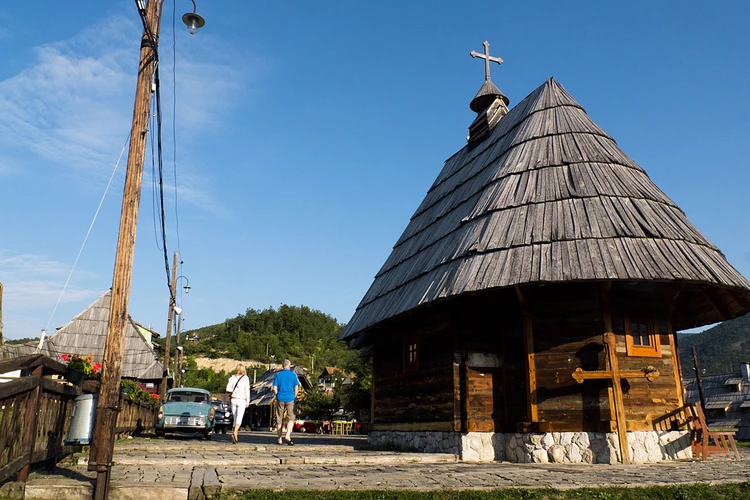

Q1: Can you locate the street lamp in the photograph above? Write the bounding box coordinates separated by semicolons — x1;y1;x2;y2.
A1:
177;276;191;294
182;1;206;35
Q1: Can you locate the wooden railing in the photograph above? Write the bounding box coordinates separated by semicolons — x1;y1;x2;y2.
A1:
116;397;156;436
0;354;158;486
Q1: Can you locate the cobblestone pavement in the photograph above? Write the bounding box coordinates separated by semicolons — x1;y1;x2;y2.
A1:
20;431;750;499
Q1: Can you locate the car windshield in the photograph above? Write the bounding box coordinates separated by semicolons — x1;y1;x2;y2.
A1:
166;391;208;403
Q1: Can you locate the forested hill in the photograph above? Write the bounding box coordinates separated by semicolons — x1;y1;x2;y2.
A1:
177;304;359;370
678;313;750;376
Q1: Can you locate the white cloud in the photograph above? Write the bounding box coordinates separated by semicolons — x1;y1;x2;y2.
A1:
0;251;101;308
0;251;104;338
0;13;258;208
0;16;137;182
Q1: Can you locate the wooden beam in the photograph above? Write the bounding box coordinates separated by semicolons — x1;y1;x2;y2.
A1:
515;286;538;423
665;317;684;407
572;367;659;383
601;283;630;464
603;332;630;464
459;343;470;433
700;288;730;321
453;361;461;432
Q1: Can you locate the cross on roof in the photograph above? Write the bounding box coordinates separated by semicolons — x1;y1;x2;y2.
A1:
470;41;503;82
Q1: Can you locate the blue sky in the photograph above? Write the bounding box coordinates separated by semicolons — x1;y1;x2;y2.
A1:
1;1;748;340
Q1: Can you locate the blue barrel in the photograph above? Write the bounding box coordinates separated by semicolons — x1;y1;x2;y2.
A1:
65;394;98;445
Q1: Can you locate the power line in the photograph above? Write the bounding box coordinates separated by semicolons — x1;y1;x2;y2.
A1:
172;0;183;258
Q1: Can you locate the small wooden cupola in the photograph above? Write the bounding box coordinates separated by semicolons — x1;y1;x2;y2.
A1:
468;41;509;147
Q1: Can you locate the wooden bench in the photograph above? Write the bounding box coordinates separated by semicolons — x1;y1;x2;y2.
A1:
685;402;740;461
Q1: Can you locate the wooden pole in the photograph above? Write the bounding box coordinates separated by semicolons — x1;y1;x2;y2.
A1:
175;312;183;388
161;251;178;398
692;346;707;413
0;282;4;345
89;1;164;498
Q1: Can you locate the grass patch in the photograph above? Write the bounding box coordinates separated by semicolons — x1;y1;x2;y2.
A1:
210;483;750;500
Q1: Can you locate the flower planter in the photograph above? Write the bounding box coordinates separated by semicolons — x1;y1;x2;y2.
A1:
66;367;87;385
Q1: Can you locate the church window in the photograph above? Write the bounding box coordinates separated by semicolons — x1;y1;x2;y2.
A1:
624;318;661;358
403;334;419;372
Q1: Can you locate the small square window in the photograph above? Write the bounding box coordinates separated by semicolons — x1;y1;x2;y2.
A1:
624;318;661;358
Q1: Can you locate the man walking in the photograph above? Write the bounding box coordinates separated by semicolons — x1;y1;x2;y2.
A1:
273;359;300;445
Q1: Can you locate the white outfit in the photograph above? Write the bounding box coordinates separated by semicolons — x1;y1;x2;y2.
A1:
226;374;251;427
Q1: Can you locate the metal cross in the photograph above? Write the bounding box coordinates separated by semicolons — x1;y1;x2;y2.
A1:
470;41;503;82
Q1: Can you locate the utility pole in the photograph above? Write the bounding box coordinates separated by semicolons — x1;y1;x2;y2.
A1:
89;0;165;497
175;312;183;387
161;251;179;399
692;346;707;413
0;282;4;346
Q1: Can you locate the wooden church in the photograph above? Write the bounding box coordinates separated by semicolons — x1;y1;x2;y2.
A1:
339;42;750;463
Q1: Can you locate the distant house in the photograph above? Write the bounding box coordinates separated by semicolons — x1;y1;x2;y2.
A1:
246;365;312;428
0;290;164;386
684;363;750;427
317;366;355;392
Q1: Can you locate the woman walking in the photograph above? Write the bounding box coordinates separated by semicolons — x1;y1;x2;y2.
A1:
226;363;250;444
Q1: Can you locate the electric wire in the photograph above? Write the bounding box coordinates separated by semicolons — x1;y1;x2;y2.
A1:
44;133;132;334
172;0;183;258
155;62;175;303
149;104;163;251
134;0;174;303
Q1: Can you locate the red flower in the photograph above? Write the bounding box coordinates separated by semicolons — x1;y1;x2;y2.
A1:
61;354;70;362
150;393;160;400
92;362;102;373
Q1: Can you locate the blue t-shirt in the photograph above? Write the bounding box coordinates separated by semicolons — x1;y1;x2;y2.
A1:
273;369;300;403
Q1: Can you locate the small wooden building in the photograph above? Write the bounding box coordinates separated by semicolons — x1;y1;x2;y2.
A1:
0;290;163;387
247;365;312;429
340;60;750;463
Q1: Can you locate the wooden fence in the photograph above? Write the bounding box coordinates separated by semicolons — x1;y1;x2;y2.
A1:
0;354;157;486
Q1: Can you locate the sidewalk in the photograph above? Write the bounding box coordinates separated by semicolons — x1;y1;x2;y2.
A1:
16;431;750;500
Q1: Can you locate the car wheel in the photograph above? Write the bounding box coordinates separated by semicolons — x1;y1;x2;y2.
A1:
204;432;212;440
299;426;307;433
155;430;164;438
221;428;227;434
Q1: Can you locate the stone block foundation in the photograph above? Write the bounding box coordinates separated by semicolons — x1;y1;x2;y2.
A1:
369;430;691;463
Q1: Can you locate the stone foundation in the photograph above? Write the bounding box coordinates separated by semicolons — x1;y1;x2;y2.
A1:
369;430;691;463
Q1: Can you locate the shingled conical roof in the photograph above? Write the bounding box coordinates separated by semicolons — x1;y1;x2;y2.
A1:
0;290;163;379
341;78;750;342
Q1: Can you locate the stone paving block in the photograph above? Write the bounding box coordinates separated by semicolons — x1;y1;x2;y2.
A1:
24;480;93;500
202;467;222;497
110;485;189;500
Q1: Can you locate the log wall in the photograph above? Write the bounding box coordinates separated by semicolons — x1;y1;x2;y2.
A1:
372;320;455;430
532;287;610;430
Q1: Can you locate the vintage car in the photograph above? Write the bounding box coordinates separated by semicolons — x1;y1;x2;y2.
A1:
211;399;233;434
155;387;215;439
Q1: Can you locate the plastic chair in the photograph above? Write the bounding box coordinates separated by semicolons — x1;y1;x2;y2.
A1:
333;420;344;434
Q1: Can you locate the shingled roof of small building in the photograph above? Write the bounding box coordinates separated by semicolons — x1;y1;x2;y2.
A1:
340;78;750;344
0;290;163;379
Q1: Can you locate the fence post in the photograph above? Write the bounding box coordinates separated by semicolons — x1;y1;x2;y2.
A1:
17;365;44;482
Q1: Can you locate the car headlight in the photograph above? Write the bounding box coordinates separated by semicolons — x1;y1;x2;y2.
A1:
209;407;215;421
157;410;163;421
